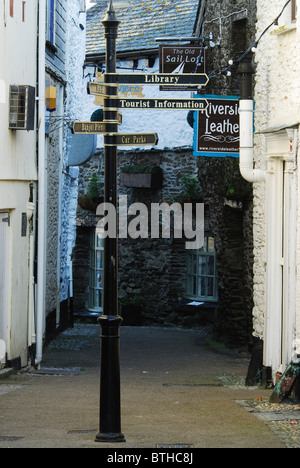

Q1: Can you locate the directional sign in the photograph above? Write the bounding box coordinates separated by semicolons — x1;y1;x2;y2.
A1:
87;82;108;96
105;73;209;87
72;121;107;134
106;133;159;146
87;82;119;96
112;98;208;111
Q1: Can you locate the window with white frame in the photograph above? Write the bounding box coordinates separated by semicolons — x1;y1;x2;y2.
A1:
88;229;104;312
46;0;56;45
186;234;218;302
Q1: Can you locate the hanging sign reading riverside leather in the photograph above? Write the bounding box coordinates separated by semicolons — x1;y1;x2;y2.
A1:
193;95;240;158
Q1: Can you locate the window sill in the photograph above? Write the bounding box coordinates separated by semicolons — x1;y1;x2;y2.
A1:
182;299;218;307
46;40;57;54
270;24;297;36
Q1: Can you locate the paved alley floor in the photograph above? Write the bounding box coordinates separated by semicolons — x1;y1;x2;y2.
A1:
0;324;299;448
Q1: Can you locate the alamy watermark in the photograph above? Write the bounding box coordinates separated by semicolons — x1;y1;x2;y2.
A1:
96;195;204;250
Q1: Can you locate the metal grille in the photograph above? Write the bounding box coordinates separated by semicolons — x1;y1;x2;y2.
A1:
9;85;35;130
9;85;28;129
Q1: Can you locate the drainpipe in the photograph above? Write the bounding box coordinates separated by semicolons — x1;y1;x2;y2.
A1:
35;0;46;366
239;56;266;183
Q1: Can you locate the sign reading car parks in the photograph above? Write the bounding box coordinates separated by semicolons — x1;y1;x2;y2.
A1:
106;133;159;146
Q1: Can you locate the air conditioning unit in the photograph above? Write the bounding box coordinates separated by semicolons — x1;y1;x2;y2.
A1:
9;85;35;131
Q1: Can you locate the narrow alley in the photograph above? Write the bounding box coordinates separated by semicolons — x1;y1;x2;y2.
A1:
0;324;298;448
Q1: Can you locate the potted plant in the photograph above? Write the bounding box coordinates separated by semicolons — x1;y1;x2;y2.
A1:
164;174;203;206
78;170;103;211
120;164;163;189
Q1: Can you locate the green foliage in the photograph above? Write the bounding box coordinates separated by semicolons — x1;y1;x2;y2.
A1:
165;173;203;205
78;169;101;209
86;172;100;197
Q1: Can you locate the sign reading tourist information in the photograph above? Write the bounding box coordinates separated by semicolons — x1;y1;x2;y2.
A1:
106;133;159;146
193;95;240;158
72;121;108;134
105;73;209;87
159;45;206;91
111;97;208;111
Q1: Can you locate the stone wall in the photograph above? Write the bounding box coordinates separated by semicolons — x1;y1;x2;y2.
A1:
73;144;254;348
196;156;254;348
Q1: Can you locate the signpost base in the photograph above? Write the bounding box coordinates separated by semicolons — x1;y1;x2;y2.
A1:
95;432;126;443
95;314;126;444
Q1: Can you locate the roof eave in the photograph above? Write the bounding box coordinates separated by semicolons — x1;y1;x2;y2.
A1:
86;47;159;64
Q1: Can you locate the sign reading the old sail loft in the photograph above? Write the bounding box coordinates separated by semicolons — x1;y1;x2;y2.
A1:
193;95;240;158
159;45;206;91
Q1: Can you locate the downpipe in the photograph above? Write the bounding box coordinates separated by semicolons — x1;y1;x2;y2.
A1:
239;56;266;183
35;0;46;366
239;99;266;183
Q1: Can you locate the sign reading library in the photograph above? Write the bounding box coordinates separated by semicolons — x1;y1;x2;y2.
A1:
193;95;239;158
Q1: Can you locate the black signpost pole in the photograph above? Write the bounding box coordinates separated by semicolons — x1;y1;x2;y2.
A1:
95;0;125;443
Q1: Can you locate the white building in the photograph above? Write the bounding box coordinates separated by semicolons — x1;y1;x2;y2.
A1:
0;0;87;370
246;0;299;383
0;0;38;368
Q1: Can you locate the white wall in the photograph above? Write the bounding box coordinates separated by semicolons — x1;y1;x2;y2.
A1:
253;0;300;376
0;0;38;364
60;0;87;304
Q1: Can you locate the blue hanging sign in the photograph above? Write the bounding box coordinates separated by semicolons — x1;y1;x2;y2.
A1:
193;95;239;158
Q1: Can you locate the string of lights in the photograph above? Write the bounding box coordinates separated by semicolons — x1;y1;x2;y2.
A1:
208;0;292;79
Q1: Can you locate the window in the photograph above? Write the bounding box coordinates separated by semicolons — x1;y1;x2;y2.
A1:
292;0;297;22
46;0;56;44
186;234;218;302
88;229;104;312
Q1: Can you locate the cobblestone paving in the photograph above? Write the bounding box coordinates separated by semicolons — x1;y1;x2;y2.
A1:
236;399;300;448
46;324;99;351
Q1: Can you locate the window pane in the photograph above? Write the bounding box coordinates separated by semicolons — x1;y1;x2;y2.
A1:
198;256;207;275
192;277;197;296
198;277;206;296
192;255;197;274
207;237;215;252
207;278;214;297
96;270;102;288
186;235;218;301
96;250;102;269
208;256;215;275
